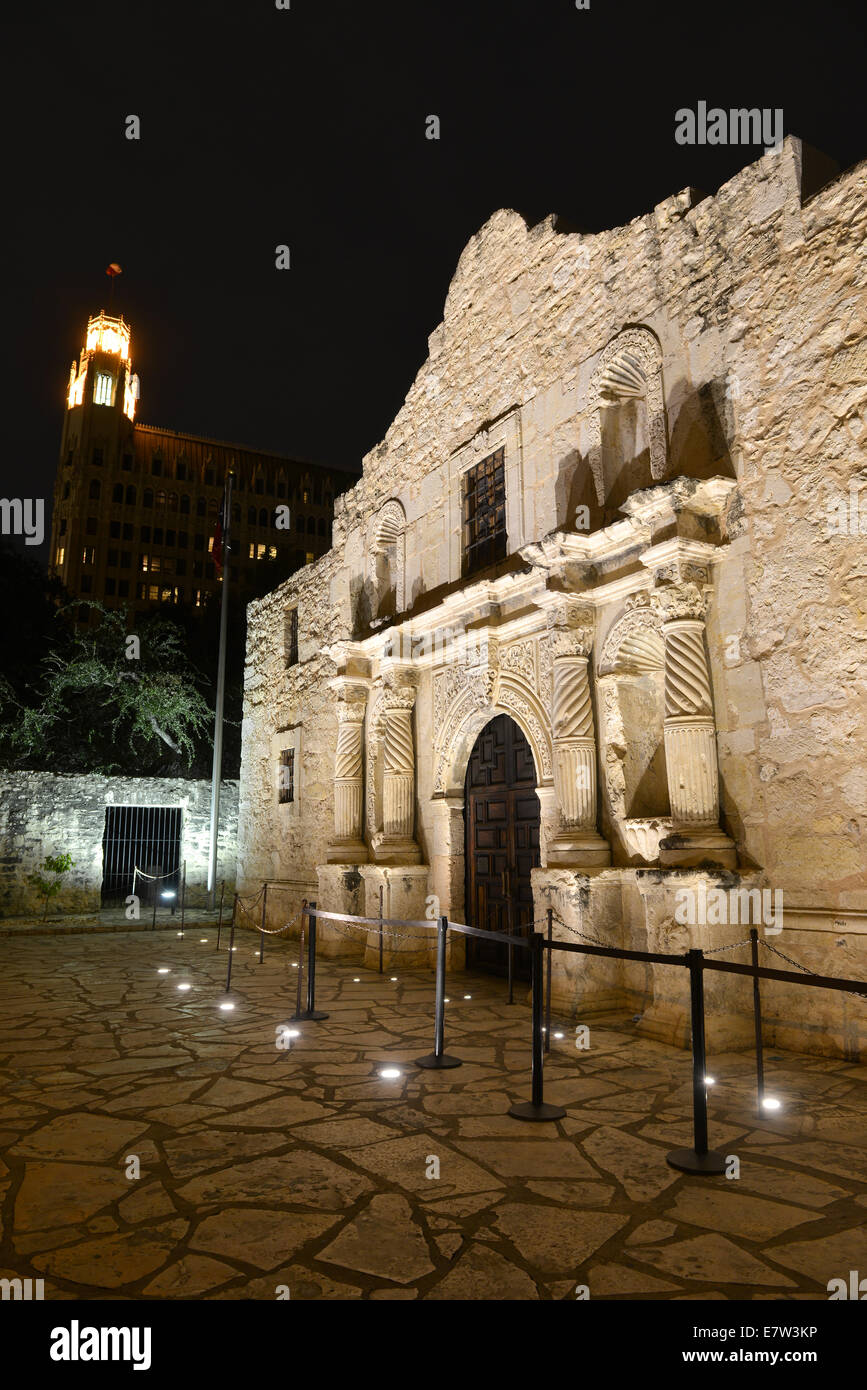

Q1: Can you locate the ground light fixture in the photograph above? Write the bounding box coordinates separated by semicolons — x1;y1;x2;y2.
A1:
704;1075;716;1085
554;1031;564;1039
379;1067;402;1080
219;1002;235;1012
157;968;170;974
762;1096;782;1110
464;993;472;999
177;983;191;992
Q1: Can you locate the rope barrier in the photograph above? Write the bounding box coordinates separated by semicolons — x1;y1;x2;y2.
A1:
132;865;178;882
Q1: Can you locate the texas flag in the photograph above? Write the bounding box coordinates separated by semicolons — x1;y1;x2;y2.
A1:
213;479;230;575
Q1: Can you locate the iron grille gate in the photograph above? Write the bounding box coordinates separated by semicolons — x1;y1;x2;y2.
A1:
101;806;182;907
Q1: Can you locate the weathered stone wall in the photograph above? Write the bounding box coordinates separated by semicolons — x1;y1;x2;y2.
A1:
237;137;867;1054
0;773;238;917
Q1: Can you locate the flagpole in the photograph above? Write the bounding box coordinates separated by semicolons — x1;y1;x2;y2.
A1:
207;466;233;908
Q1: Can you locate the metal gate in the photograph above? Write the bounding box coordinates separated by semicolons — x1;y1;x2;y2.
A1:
101;806;182;907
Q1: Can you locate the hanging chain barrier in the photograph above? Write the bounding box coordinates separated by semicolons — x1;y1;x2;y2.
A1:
760;935;866;1005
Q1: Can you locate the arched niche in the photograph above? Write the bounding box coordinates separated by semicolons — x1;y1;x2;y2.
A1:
369;500;406;622
586;326;668;510
597;601;671;863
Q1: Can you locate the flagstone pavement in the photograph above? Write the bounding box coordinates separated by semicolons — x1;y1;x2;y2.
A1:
0;927;865;1301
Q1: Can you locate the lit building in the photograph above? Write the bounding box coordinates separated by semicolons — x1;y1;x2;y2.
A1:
50;311;354;623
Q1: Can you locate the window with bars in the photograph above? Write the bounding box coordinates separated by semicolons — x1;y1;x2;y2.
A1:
462;447;506;577
284;607;298;666
278;748;295;804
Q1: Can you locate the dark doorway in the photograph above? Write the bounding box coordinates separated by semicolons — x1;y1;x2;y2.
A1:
101;806;182;907
464;714;540;977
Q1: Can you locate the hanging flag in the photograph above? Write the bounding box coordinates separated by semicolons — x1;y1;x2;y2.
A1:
213;477;230;575
105;263;123;278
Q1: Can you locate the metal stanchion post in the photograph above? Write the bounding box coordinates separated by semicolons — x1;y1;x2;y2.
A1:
216;881;225;950
667;949;727;1173
224;895;237;993
545;907;553;1054
291;902;328;1021
293;903;306;1020
416;916;462;1069
750;928;765;1112
179;861;186;939
259;883;268;964
151;878;157;932
509;933;566;1121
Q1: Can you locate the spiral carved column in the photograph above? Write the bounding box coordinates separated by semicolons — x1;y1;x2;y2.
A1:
655;583;735;868
326;684;369;864
375;680;421;864
546;601;610;868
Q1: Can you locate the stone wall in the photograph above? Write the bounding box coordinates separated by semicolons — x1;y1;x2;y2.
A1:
237;137;867;1057
0;772;238;917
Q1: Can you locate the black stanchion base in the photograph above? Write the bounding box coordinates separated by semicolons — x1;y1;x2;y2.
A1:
290;1010;329;1022
666;1146;728;1174
508;1101;567;1122
414;1052;463;1069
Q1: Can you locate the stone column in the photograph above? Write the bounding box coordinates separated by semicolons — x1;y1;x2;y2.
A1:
373;676;421;864
326;682;369;864
546;601;610;868
654;583;735;868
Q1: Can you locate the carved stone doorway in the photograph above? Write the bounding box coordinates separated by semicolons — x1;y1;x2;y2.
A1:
464;714;540;978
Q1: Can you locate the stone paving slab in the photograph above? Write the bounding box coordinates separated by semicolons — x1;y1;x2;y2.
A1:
0;928;864;1300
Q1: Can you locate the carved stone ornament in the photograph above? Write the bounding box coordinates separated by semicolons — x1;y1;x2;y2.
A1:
546;600;595;660
651;582;707;625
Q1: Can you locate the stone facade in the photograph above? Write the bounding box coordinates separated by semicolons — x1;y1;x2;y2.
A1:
0;773;238;917
237;138;867;1058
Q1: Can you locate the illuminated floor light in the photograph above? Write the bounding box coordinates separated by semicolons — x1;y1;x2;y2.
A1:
219;1002;235;1012
157;968;170;974
379;1067;402;1080
281;1027;301;1039
444;996;450;1003
554;1031;564;1040
762;1096;782;1111
177;932;184;937
177;983;192;992
391;976;398;982
463;994;472;999
200;938;208;942
352;977;361;982
704;1075;716;1086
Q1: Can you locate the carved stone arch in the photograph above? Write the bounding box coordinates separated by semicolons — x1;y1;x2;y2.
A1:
433;677;553;798
369;499;406;619
586;326;668;505
598;599;664;677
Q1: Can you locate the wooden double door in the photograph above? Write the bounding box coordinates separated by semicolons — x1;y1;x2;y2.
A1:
465;714;540;978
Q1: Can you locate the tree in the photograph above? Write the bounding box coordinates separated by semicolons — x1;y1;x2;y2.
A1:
0;601;213;775
27;852;75;920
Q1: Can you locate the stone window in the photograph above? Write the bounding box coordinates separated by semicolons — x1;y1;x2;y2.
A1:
462;447;506;577
278;749;295;804
89;478;101;499
151;456;162;476
126;486;136;505
112;483;124;503
284;608;298;666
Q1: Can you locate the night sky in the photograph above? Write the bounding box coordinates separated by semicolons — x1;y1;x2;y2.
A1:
3;0;865;562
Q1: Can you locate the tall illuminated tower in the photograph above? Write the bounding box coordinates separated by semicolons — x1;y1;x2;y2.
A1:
50;312;140;618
